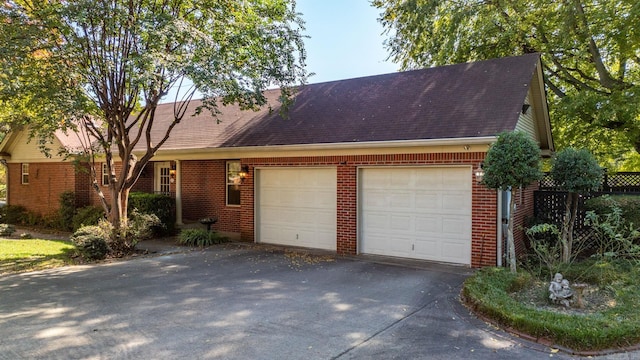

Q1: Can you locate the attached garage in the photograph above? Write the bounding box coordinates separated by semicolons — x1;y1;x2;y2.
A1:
256;168;337;250
359;167;472;265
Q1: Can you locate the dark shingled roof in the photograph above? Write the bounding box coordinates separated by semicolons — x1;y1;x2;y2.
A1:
147;54;540;151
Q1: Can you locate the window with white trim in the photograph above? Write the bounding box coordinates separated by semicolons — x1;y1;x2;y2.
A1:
102;163;109;186
226;161;241;206
21;163;29;184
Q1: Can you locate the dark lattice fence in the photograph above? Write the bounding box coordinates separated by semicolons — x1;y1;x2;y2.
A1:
533;191;596;243
534;172;640;248
539;172;640;192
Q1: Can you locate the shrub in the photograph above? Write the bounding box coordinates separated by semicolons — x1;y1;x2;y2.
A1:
1;205;28;225
585;195;640;234
72;206;105;231
107;210;162;256
128;192;175;235
584;208;640;260
71;225;110;260
0;223;16;236
58;190;76;231
178;228;229;247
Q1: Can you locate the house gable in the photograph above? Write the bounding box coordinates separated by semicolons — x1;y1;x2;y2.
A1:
0;129;67;163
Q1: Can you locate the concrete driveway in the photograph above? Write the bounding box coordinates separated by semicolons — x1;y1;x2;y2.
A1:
0;245;631;359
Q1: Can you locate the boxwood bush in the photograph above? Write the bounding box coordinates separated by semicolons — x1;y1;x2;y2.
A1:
71;225;110;260
128;192;175;235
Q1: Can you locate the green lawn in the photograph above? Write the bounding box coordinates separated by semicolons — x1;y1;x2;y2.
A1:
0;238;76;274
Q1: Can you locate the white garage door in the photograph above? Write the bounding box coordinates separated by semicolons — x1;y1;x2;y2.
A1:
257;168;337;250
360;167;472;265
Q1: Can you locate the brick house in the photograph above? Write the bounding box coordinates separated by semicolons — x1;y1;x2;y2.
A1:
0;54;553;267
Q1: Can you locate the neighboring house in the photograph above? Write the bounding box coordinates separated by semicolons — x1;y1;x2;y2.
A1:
0;54;553;267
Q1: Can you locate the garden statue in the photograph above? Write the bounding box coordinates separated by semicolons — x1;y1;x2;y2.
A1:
549;273;574;307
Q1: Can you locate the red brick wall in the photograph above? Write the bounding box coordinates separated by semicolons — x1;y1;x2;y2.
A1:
513;181;539;257
8;162;76;216
180;160;241;233
239;152;498;268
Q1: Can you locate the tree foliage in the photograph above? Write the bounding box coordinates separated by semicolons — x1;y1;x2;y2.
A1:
551;148;602;262
482;131;542;272
482;132;542;191
0;0;307;228
373;0;640;168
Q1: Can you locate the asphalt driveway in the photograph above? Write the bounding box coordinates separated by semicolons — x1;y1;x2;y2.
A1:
0;245;631;359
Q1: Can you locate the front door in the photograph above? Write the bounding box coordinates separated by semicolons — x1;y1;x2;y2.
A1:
154;162;171;195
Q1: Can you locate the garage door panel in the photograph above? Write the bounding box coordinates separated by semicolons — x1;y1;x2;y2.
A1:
415;193;443;211
258;168;337;251
414;215;442;233
362;213;389;230
415;170;443;189
390;214;412;231
361;167;472;265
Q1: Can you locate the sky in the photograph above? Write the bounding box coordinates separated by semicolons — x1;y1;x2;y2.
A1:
165;1;397;102
296;0;398;84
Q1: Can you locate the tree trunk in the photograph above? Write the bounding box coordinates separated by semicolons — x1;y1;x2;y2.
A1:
508;192;517;273
108;186;131;230
560;192;574;262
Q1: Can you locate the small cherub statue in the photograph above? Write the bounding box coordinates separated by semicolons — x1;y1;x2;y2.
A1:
549;273;573;307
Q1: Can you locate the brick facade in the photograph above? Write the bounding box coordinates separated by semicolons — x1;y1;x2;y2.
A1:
8;162;77;216
180;160;241;233
9;153;540;268
238;152;499;268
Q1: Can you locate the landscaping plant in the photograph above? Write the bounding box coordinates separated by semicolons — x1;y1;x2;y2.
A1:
178;229;229;247
481;131;542;272
550;148;603;262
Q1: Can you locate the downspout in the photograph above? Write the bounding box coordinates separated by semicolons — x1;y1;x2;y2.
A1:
175;160;183;225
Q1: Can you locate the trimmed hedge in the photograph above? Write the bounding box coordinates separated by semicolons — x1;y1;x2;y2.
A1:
72;206;105;231
128;192;175;235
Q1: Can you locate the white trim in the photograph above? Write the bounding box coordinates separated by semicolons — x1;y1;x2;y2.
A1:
175;160;183;225
154;162;171;194
226;160;241;207
145;136;498;158
21;163;29;184
102;163;109;186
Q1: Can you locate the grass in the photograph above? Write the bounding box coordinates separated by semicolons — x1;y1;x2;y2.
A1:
0;238;77;274
462;262;640;351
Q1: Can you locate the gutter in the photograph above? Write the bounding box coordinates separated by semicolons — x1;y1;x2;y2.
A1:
140;136;499;158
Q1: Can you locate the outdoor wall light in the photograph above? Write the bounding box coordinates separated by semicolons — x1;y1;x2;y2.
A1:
238;165;250;183
475;162;485;184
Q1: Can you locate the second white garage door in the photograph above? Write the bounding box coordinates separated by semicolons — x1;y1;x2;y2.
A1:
257;168;337;250
360;167;472;265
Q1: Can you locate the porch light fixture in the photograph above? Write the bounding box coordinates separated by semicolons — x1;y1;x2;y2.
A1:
475;163;485;184
238;165;250;183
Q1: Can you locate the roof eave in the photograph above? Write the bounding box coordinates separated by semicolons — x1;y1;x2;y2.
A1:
143;136;499;159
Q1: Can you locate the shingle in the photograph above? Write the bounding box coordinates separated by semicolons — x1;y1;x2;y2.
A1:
142;54;540;151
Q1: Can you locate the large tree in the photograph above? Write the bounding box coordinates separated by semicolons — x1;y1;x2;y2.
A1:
373;0;640;169
0;0;307;228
